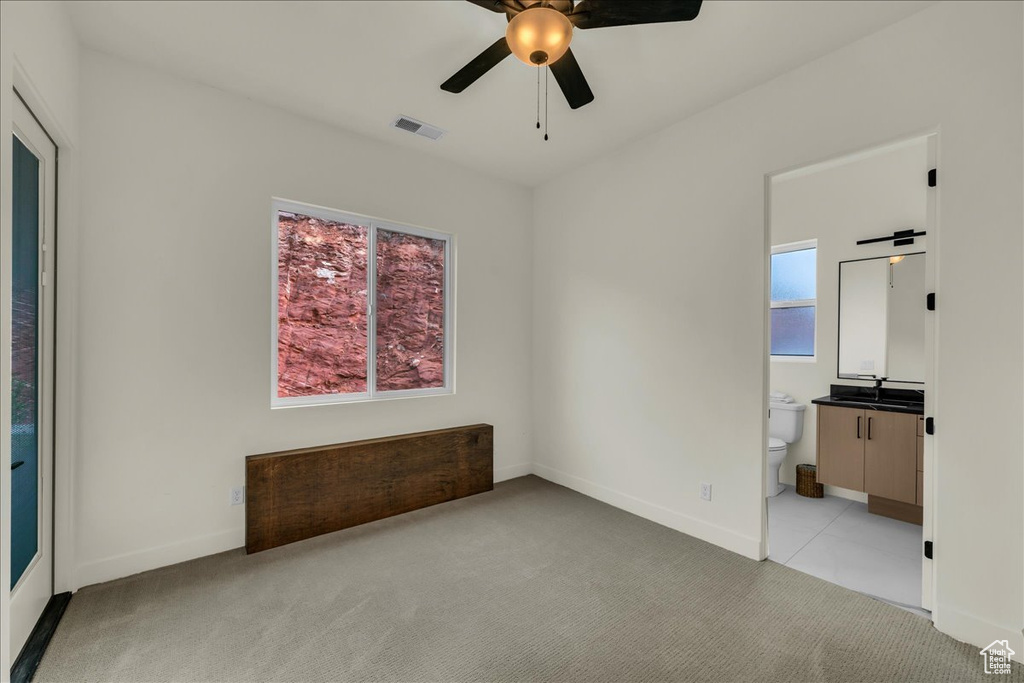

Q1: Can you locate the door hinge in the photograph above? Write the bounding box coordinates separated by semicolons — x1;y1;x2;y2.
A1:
926;292;935;311
928;168;937;187
925;417;935;435
924;540;933;559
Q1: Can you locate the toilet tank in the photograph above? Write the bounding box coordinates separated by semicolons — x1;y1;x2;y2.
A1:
769;401;806;443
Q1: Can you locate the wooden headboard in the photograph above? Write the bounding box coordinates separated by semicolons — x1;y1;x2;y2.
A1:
245;424;493;553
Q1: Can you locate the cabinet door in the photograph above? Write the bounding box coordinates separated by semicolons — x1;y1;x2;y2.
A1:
864;411;918;504
817;405;865;491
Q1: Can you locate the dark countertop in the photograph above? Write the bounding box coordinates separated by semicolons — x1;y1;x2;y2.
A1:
811;395;924;415
811;384;925;415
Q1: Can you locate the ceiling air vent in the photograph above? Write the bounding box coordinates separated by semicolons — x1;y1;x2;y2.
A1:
391;115;446;141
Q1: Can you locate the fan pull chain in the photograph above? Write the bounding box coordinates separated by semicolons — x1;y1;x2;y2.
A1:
536;66;541;130
544;65;549;141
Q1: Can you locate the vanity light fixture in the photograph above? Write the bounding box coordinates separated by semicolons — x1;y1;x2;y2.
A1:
856;228;926;247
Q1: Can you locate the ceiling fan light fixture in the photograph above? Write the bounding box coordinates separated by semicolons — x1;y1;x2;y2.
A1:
506;7;573;66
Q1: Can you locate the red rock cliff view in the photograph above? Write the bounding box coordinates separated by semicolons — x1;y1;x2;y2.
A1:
277;213;445;398
375;229;445;391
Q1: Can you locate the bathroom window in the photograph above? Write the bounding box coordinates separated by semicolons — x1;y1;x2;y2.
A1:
274;199;452;406
770;241;816;358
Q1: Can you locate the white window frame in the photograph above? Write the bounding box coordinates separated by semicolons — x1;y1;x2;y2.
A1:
770;239;817;362
271;198;454;408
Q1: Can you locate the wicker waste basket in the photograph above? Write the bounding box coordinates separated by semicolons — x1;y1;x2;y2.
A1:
796;464;824;498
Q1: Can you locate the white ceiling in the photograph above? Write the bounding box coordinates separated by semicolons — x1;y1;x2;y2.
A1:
65;0;934;187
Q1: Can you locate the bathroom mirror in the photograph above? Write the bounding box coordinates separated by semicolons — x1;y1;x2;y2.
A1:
838;252;925;383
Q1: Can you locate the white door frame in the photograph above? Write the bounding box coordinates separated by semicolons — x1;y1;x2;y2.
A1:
920;133;938;612
761;129;939;616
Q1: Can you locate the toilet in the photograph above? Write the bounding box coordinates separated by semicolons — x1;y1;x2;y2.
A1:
767;398;806;497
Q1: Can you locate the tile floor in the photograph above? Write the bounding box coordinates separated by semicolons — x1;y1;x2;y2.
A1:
768;485;926;613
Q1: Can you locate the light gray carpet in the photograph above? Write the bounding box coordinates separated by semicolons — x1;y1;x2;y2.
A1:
36;476;1021;682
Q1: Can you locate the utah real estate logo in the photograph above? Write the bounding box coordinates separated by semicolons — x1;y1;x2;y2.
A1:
980;640;1015;675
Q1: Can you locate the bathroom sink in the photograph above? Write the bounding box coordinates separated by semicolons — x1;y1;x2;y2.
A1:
881;398;925;408
827;396;923;410
831;395;917;404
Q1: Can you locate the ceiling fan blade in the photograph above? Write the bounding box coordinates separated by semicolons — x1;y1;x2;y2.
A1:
466;0;521;14
440;37;513;93
570;0;702;29
549;48;594;110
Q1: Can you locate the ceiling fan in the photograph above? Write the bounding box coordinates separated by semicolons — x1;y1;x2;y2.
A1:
441;0;704;110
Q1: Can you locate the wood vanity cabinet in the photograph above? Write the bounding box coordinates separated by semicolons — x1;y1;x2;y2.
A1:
817;404;920;508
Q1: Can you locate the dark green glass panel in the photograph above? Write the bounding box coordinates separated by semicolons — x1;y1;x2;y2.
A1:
11;134;40;588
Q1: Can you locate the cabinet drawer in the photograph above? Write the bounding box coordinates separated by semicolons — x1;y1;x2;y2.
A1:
916;436;924;471
918;416;924;436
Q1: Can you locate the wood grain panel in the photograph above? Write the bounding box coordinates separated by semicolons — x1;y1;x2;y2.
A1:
864;411;918;504
816;405;865;492
868;495;923;526
246;424;493;553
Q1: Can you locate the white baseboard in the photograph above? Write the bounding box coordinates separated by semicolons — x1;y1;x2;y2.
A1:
533;463;761;560
494;462;533;482
936;604;1024;664
76;464;534;590
75;529;242;590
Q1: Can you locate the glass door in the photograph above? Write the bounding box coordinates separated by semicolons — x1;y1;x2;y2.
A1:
9;94;56;661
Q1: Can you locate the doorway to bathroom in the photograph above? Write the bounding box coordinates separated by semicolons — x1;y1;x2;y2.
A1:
764;133;936;617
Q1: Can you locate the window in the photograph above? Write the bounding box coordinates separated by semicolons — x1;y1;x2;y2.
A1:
770;241;816;358
273;199;452;406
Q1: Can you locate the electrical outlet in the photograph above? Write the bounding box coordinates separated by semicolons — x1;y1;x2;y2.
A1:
230;486;245;506
700;482;712;501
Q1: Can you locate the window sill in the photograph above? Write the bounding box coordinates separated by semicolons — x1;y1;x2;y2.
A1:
272;387;454;409
770;355;817;364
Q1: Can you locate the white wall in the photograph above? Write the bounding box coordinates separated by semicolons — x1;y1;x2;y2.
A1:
0;1;80;677
771;139;927;495
533;0;1023;658
71;49;534;588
